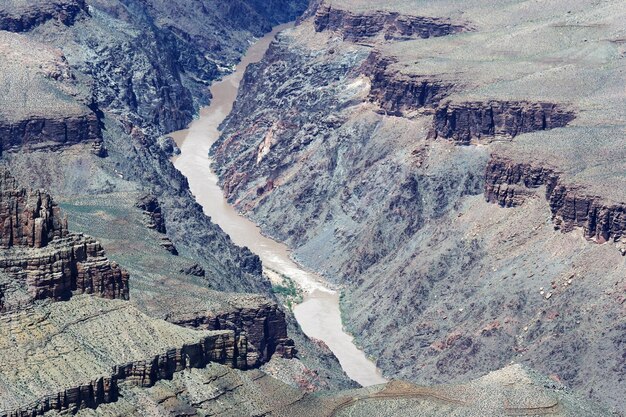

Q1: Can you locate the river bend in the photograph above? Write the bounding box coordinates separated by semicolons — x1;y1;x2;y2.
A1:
171;24;386;387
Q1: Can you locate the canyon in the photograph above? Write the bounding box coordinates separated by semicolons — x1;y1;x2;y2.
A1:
212;0;625;414
0;0;622;415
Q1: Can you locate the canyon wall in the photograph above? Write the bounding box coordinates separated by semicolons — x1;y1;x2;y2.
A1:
170;300;296;367
485;156;626;245
0;0;87;32
314;3;469;42
211;11;626;413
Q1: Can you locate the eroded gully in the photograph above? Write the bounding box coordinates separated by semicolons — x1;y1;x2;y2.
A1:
171;24;386;387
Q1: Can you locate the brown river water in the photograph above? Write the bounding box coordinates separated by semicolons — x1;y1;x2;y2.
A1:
171;24;386;386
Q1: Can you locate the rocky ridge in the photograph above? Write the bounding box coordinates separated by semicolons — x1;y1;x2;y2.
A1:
314;1;470;42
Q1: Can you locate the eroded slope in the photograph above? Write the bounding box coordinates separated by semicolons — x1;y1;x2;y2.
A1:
212;0;626;412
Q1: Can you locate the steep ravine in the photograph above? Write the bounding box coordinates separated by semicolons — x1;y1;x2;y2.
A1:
172;25;386;387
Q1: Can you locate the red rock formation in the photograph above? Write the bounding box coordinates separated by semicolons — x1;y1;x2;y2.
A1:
0;114;101;154
314;3;469;42
363;53;451;115
433;101;575;145
0;168;129;308
0;168;67;249
485;156;626;246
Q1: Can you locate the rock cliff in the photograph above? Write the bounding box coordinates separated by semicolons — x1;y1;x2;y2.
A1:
363;52;451;115
0;0;87;33
0;114;101;154
0;168;128;310
169;299;296;368
314;2;469;42
486;156;626;246
433;101;576;145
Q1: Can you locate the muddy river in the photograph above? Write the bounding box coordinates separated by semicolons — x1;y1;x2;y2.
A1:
171;24;386;387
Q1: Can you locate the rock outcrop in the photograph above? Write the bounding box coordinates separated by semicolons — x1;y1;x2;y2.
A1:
179;263;206;277
433;101;576;145
135;194;166;234
485;156;626;246
0;168;67;249
0;0;87;33
314;3;469;42
0;114;101;154
363;53;451;115
169;300;296;368
0;296;248;417
0;168;129;310
0;234;130;308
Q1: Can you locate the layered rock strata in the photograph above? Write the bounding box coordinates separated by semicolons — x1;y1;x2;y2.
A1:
433;101;576;145
362;51;452;116
0;297;247;417
169;300;296;368
485;156;626;245
0;234;129;307
361;55;575;140
0;114;101;154
0;168;129;309
314;3;469;42
0;0;87;33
